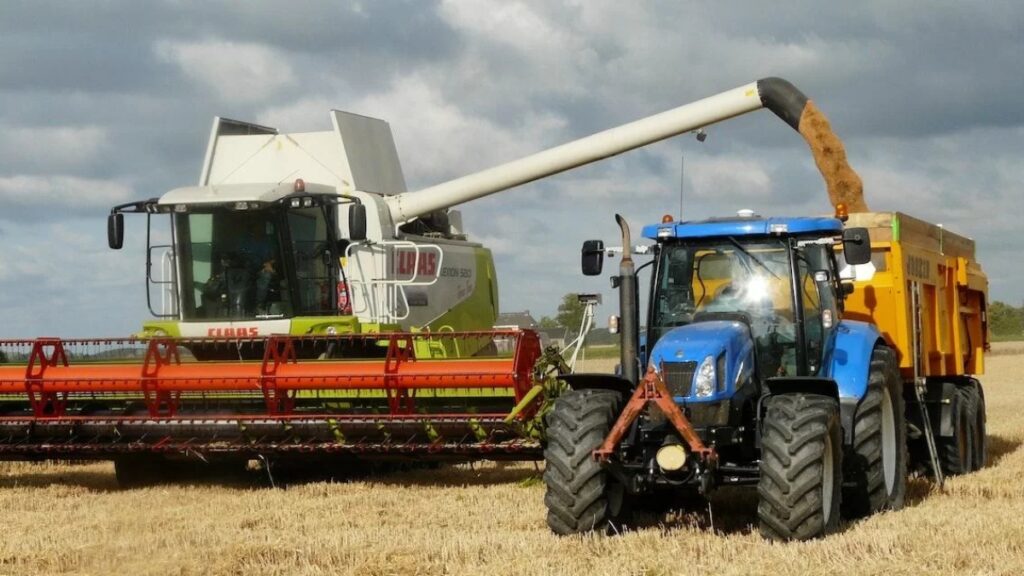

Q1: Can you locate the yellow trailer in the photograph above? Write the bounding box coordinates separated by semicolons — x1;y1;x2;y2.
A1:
844;211;988;478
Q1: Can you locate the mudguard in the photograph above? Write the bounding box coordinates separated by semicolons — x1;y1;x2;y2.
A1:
826;319;884;401
824;319;884;443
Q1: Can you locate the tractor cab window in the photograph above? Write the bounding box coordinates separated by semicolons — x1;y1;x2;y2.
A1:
794;242;840;375
651;238;798;379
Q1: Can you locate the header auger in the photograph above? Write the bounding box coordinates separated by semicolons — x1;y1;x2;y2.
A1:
0;331;542;460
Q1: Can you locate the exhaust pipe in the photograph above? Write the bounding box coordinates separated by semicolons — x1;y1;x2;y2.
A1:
615;214;640;385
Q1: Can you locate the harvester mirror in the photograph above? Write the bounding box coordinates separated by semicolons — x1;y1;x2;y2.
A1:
842;227;871;265
581;240;605;276
107;213;124;250
348;203;368;242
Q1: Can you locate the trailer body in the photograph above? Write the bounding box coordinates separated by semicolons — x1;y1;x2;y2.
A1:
843;211;988;378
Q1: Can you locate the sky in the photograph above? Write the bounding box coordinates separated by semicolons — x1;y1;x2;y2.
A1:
0;1;1022;337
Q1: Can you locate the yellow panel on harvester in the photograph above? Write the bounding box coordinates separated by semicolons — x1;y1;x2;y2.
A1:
843;212;988;379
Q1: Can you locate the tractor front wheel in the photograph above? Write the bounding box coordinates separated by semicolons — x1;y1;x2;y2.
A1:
758;393;842;541
543;388;628;535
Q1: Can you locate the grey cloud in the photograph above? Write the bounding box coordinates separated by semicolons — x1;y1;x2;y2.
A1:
0;0;1021;336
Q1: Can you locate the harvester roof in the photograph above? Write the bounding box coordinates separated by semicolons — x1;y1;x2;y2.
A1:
159;181;337;207
642;215;842;241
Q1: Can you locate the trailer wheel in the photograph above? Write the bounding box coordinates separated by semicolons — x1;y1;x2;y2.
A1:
758;393;841;541
937;386;975;476
843;346;907;518
968;383;987;470
543;389;628;535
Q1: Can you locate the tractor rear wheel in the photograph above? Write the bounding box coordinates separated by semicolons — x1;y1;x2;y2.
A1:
937;386;975;476
758;393;842;541
543;388;628;535
843;346;907;518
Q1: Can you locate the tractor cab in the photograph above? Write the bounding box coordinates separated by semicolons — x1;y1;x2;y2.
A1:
645;216;859;386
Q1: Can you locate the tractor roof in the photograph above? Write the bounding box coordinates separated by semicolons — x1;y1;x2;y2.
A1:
642;215;843;241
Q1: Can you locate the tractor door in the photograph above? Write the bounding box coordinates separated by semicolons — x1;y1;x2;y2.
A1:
793;242;841;376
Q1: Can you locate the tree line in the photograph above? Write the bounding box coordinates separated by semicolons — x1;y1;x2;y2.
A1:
990;301;1024;339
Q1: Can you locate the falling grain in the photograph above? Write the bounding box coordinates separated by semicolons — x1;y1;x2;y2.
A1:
799;101;868;212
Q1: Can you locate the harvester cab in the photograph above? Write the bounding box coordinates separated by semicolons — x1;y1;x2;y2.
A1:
108;111;498;352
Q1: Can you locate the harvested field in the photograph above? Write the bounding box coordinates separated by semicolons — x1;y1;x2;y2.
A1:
1;347;1022;575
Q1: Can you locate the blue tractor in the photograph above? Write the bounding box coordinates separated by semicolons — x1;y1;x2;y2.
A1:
543;211;907;541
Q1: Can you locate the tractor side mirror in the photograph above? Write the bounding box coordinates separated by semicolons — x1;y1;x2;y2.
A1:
842;227;871;265
107;212;124;250
349;203;367;242
581;240;605;276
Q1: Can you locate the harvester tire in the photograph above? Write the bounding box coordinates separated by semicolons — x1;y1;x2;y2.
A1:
937;386;975;476
758;393;841;541
114;456;166;488
543;388;627;535
843;346;907;518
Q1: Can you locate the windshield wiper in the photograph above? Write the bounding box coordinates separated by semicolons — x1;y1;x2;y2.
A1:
727;237;781;279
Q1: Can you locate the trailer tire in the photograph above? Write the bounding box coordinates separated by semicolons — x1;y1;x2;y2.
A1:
543;389;628;535
843;346;907;518
968;384;987;470
937;386;974;476
758;393;841;541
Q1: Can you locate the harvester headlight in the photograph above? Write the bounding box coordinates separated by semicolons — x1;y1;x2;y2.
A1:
303;197;314;207
655;443;688;472
290;197;301;208
694;355;716;397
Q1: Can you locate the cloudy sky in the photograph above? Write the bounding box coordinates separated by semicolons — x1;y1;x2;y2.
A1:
1;1;1021;337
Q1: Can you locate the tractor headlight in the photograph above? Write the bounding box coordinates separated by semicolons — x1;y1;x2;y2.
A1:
694;355;716;397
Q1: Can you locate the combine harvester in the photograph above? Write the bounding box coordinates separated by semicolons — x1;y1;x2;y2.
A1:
0;79;988;537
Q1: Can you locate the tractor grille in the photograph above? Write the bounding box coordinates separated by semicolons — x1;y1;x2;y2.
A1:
662;361;697;397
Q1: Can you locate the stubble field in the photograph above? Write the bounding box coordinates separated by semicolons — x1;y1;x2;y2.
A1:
1;347;1023;576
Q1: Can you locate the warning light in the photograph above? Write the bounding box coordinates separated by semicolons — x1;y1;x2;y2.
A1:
662;214;674;224
835;203;849;222
294;178;306;193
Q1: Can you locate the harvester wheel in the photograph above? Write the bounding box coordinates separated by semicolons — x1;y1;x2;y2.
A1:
543;388;628;535
843;346;907;518
758;393;841;541
937;386;975;476
114;456;166;489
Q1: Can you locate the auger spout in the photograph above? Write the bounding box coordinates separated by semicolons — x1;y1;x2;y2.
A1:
385;77;865;225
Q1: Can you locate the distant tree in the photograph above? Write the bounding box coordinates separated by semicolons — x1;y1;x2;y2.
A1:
556;293;586;334
538;316;559;329
989;301;1024;337
0;349;6;364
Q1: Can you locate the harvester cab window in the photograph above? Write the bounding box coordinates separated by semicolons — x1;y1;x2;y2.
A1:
286;206;335;315
177;210;288;321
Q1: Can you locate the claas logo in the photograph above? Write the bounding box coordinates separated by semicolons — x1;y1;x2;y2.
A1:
207;327;260;337
394;250;438;277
